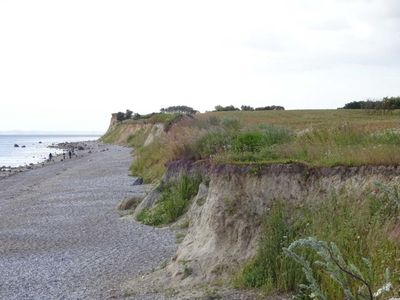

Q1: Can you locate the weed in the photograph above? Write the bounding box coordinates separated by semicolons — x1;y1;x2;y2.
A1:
136;175;202;226
179;259;193;279
234;202;306;292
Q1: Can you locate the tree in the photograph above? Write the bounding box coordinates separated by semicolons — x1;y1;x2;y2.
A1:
255;106;285;111
160;106;197;114
341;97;400;110
241;105;254;111
214;105;240;111
116;112;125;121
125;109;133;119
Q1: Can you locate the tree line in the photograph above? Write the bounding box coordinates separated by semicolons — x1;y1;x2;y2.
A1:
342;97;400;110
115;103;286;122
214;105;285;111
115;106;197;122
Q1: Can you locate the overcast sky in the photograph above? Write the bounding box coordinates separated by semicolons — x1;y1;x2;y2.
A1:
1;0;399;132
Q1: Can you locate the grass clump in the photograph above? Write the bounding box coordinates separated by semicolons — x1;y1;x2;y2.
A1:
235;185;400;298
136;175;202;226
234;202;307;293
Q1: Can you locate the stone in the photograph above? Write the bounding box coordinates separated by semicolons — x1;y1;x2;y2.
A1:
132;177;144;185
117;196;142;211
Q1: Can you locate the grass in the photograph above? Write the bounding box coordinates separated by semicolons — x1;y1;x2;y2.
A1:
201;109;400;131
103;109;400;183
136;175;202;226
130;140;169;183
233;202;306;292
234;184;400;298
183;120;400;167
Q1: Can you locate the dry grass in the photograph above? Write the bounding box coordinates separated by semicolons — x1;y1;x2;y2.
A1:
201;109;400;131
105;109;400;182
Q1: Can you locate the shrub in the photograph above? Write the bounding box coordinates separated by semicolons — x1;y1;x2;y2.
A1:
137;175;202;226
285;237;394;300
233;131;267;153
221;117;241;132
195;132;234;158
260;125;292;145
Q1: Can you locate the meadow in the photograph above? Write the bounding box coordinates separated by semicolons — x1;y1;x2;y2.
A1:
125;109;400;183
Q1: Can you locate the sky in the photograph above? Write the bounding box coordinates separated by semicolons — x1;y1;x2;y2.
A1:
0;0;399;133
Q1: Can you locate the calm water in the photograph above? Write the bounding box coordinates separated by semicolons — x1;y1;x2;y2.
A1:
0;135;100;167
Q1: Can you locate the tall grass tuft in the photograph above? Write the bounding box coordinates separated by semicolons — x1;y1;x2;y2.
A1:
234;202;306;292
137;175;202;226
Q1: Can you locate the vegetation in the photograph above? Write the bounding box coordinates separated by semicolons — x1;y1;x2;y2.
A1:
255;105;285;111
233;202;305;292
241;105;254;111
160;105;197;114
136;175;202;226
342;96;400;110
215;105;285;112
234;184;400;298
102;107;400;298
105;109;400;183
214;105;240;111
285;238;393;299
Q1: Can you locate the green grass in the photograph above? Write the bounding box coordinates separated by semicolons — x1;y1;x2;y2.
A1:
130;140;169;183
136;175;202;226
234;185;400;298
233;202;306;293
103;109;400;183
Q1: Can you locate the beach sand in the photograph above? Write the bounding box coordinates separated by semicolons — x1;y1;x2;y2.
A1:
0;142;176;299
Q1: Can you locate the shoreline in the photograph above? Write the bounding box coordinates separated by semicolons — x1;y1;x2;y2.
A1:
0;141;109;180
0;143;176;299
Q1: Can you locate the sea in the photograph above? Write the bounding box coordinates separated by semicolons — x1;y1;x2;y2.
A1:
0;135;100;168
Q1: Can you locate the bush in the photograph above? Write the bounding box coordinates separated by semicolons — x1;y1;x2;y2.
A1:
137;175;202;226
195;132;234;158
233;132;267;153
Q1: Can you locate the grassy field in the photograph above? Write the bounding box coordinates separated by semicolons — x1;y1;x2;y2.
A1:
202;109;400;131
106;109;400;182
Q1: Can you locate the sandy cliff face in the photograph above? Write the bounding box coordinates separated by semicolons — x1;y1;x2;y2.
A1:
102;114;165;146
133;162;400;290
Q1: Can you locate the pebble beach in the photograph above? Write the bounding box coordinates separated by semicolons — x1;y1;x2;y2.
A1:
0;142;176;299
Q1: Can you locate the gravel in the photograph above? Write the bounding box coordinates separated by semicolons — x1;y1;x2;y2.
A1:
0;144;176;299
